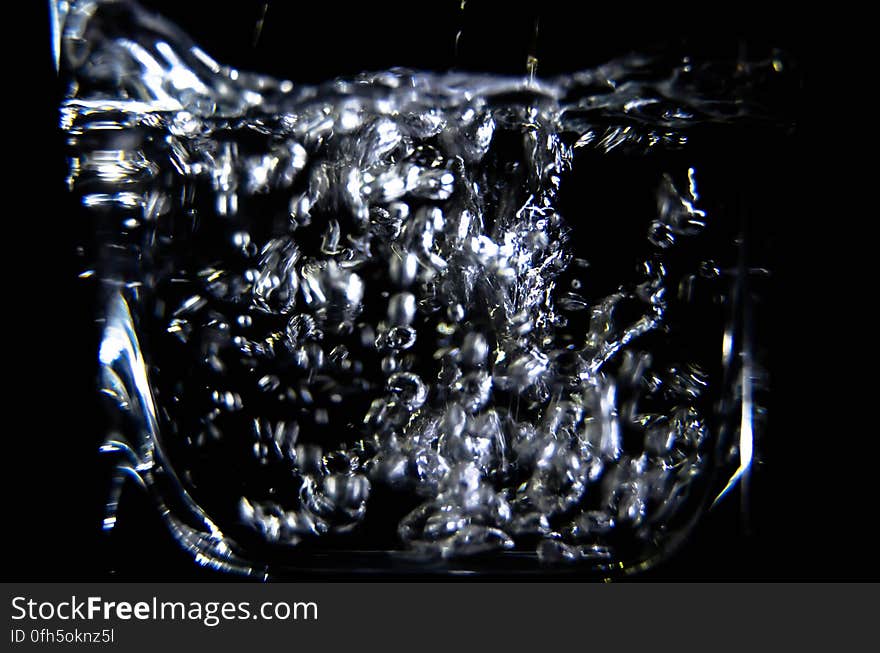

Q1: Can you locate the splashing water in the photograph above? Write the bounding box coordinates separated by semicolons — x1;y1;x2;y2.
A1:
59;0;789;575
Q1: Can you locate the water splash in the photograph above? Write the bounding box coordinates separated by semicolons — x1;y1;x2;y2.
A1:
59;0;786;574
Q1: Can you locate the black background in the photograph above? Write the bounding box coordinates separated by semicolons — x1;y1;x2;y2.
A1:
9;1;856;582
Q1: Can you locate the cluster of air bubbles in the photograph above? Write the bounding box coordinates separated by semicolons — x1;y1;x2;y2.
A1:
62;0;783;570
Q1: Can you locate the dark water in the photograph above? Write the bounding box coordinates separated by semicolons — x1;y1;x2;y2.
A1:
56;0;795;577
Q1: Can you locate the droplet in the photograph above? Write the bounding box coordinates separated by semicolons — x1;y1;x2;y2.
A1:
389;251;419;287
460;332;488;367
387;372;428;410
387;292;417;327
